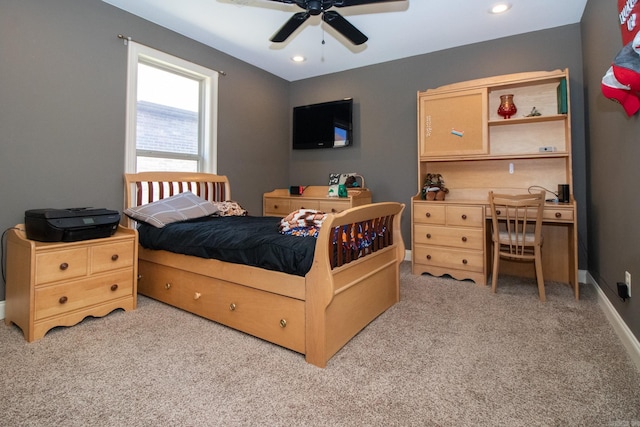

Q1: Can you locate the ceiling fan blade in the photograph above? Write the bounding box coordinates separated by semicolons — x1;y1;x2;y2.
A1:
270;12;310;43
322;10;368;45
334;0;405;6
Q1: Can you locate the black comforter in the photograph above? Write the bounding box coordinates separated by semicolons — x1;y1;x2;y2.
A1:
137;216;317;276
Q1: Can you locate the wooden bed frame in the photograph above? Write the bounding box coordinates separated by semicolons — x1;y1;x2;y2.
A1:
124;172;405;368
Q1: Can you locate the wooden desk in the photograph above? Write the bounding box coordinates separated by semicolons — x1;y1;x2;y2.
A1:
411;197;579;299
413;69;579;299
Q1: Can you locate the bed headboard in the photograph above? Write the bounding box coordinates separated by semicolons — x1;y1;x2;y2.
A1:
123;172;231;226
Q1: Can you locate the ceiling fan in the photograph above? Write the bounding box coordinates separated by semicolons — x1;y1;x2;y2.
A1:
267;0;403;45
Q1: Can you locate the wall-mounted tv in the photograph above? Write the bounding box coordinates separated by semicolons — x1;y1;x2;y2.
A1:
292;98;353;150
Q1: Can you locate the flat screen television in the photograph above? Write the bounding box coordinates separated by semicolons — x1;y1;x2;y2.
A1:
292;98;353;149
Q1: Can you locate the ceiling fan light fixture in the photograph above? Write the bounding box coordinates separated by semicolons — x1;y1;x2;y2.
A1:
490;3;511;14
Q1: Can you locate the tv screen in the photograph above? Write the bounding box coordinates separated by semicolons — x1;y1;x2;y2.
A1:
292;98;353;149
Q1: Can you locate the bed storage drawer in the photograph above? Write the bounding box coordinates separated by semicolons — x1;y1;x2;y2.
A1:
212;280;305;354
138;260;305;353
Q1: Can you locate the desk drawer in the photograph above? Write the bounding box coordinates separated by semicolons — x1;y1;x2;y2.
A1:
446;205;484;227
413;203;446;225
543;207;574;222
413;245;483;273
414;225;483;250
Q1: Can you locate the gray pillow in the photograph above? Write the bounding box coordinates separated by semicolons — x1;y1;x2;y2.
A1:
124;191;219;228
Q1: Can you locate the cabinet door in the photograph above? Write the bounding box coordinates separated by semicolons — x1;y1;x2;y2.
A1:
418;88;488;158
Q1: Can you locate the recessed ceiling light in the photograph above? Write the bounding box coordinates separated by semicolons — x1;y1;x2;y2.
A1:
490;3;511;14
291;55;306;63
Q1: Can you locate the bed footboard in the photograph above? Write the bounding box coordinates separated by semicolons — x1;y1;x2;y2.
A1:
305;202;405;367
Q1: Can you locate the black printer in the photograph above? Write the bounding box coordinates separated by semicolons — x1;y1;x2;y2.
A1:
25;208;120;242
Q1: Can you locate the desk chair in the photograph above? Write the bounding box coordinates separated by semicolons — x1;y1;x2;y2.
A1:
489;191;546;301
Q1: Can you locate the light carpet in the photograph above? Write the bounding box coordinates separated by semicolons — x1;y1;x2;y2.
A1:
1;262;639;426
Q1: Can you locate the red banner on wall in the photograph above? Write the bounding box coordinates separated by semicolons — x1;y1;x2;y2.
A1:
619;0;640;45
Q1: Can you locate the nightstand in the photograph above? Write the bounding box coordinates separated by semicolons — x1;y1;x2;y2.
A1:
4;225;138;341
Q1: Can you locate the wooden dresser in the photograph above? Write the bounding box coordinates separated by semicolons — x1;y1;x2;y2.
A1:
263;186;372;216
5;225;138;341
412;69;579;298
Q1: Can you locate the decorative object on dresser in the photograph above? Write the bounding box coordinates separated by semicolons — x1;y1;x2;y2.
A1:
5;225;138;341
328;172;364;198
264;185;371;216
420;173;449;201
125;172;403;368
413;69;579;299
489;191;546;301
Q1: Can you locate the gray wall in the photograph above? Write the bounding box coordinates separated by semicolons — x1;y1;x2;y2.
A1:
581;1;639;341
288;25;588;274
0;0;290;297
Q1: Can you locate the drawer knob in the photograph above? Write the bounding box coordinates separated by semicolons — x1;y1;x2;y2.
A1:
555;212;562;218
461;214;467;220
194;292;201;300
425;212;431;218
111;254;119;261
331;208;337;213
426;233;432;239
229;303;236;311
165;283;171;290
426;254;432;260
462;259;468;265
59;262;69;271
280;319;287;328
496;210;502;215
59;296;68;304
110;284;118;291
462;236;467;242
137;274;143;280
274;204;278;209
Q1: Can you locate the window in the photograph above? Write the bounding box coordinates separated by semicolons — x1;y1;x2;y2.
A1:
125;41;219;173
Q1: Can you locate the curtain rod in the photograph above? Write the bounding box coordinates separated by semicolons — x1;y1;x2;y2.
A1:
117;34;227;76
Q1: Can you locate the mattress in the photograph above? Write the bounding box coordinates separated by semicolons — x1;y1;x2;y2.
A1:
137;216;317;276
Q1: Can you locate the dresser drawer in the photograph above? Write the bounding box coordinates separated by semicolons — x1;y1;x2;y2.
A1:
289;199;320;211
318;200;350;213
414;225;483;250
413;203;446;224
91;241;134;274
413;245;484;273
35;248;88;284
34;269;134;320
264;198;291;215
446;205;484;227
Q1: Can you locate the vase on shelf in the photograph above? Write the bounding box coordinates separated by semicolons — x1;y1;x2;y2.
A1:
497;94;517;119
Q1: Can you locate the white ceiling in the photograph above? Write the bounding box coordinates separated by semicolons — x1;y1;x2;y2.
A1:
102;0;588;82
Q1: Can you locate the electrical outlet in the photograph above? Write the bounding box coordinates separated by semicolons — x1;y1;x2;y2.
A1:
625;271;631;297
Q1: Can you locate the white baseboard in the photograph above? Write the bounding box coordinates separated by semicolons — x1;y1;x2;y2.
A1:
406;250;639;370
0;300;4;320
587;272;640;372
